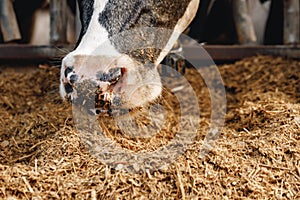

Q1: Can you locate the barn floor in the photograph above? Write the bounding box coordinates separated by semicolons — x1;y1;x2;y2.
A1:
0;56;299;199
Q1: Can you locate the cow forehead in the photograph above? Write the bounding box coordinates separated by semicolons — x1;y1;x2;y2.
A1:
76;0;196;64
98;0;192;35
79;0;193;33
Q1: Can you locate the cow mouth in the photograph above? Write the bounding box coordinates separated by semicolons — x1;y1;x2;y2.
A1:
70;65;162;117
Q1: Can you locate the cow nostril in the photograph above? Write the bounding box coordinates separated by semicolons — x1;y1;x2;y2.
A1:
64;66;74;78
96;68;122;83
65;83;73;93
70;74;78;84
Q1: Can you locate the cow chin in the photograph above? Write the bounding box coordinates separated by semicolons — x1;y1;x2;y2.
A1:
60;53;162;114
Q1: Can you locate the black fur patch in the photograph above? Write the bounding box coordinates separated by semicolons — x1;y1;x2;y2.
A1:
64;66;74;78
76;0;95;47
98;0;193;64
99;0;192;36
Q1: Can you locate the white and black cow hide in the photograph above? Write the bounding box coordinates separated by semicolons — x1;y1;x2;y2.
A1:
60;0;199;115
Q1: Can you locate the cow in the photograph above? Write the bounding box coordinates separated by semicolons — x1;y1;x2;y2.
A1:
60;0;199;115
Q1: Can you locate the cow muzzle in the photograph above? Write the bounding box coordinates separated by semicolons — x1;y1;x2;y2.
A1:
60;54;162;116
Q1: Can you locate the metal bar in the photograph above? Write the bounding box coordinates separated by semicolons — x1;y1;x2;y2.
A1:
184;45;300;61
0;45;299;62
0;45;73;61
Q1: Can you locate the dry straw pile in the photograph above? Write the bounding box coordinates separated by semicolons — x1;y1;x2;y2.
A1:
0;56;299;199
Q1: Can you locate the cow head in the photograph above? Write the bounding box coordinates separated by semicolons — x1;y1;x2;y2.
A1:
60;0;199;115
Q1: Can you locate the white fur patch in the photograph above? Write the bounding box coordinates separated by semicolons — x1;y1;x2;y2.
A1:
70;0;120;56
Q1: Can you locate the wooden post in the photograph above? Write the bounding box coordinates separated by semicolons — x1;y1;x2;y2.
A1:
50;0;68;44
232;0;257;45
0;0;21;42
283;0;299;44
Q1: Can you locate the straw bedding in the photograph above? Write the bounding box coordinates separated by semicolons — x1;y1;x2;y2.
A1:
0;56;299;199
